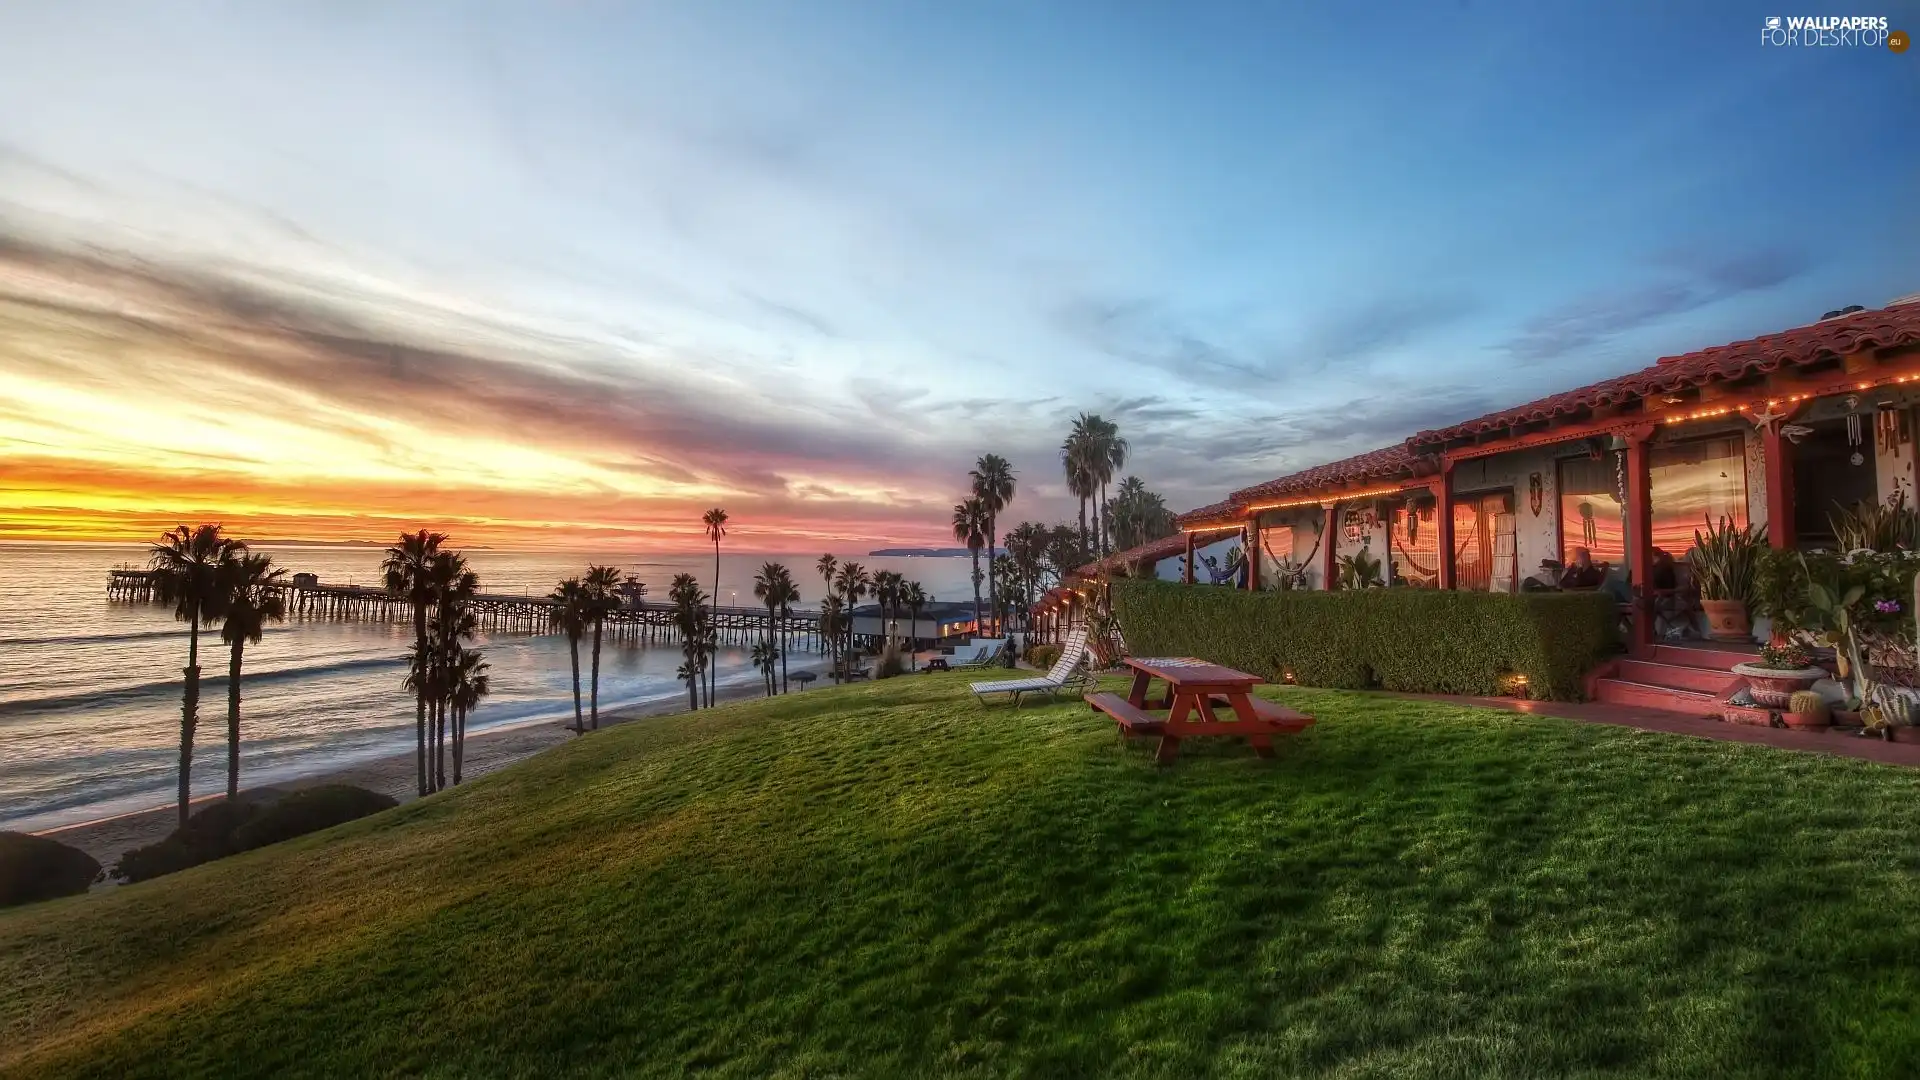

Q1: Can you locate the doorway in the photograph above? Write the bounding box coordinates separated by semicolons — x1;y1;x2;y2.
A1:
1792;419;1878;547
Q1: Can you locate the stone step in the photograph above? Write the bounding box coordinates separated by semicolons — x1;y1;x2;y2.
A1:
1647;643;1760;670
1593;678;1719;717
1617;659;1741;695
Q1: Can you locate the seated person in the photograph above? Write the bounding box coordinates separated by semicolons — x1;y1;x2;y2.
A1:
1522;559;1563;591
1650;548;1679;591
1559;547;1605;589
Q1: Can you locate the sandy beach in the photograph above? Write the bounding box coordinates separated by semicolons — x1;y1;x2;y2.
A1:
36;670;823;873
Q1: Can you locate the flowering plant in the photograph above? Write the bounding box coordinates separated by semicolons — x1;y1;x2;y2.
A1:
1756;642;1813;671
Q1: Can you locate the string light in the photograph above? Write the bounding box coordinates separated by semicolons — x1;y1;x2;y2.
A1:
1664;374;1919;427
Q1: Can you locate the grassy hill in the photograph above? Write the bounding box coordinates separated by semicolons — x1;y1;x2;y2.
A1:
6;675;1920;1078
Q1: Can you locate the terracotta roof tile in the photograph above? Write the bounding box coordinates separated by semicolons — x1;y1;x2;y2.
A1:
1072;526;1240;578
1172;498;1246;528
1411;303;1920;447
1228;445;1417;503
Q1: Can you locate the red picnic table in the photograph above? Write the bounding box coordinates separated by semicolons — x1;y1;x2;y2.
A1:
1085;656;1314;764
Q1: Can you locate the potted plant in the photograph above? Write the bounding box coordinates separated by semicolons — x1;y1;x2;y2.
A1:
1731;642;1827;708
1686;515;1765;642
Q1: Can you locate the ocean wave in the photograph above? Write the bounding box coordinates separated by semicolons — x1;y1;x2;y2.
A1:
0;626;201;648
0;654;408;717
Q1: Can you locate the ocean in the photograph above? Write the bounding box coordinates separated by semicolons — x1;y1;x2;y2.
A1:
0;543;983;832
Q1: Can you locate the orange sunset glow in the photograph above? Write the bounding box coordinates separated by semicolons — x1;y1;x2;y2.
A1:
0;241;979;551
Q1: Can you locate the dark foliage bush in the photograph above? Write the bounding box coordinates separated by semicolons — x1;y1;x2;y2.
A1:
115;799;260;883
1112;580;1620;701
230;786;397;852
1026;644;1063;670
0;831;101;907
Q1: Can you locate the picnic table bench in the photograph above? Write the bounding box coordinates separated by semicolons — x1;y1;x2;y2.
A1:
1087;656;1313;764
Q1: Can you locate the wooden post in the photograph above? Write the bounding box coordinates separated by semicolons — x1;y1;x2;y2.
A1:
1320;504;1339;591
1183;531;1196;585
1247;517;1262;591
1433;470;1455;591
1624;425;1657;651
1759;417;1797;552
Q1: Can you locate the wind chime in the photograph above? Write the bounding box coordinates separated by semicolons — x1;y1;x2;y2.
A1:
1846;395;1865;466
1875;401;1911;456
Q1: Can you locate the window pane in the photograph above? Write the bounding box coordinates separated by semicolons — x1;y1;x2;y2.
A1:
1559;455;1627;568
1650;436;1748;555
1455;491;1516;592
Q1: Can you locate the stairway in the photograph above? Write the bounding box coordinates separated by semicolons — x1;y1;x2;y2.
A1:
1591;643;1756;716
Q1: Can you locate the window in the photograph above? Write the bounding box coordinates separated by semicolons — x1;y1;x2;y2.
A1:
1559;455;1627;568
1254;523;1296;585
1454;491;1517;593
1650;435;1748;556
1389;501;1440;587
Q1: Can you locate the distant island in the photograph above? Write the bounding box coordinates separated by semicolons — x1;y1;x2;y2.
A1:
868;547;972;558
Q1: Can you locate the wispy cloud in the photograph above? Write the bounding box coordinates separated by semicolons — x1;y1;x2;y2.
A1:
1503;247;1810;361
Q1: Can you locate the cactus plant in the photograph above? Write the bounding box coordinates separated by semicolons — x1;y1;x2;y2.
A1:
1787;690;1827;718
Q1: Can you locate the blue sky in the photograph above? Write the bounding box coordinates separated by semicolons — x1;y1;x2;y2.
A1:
0;0;1914;543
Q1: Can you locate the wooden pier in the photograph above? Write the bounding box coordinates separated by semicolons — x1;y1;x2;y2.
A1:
107;569;825;649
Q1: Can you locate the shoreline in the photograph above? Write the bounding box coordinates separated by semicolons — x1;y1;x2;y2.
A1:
34;667;823;873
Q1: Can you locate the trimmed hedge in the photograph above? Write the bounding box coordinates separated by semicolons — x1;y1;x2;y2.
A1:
1112;580;1620;700
231;785;397;851
0;832;101;907
117;786;397;883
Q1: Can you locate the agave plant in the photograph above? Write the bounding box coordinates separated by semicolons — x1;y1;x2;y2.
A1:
1830;490;1920;553
1686;515;1765;606
1336;546;1384;590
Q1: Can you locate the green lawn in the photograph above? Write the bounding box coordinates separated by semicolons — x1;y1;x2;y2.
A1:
6;675;1920;1079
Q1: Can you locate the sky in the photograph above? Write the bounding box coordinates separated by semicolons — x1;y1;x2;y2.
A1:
0;1;1915;551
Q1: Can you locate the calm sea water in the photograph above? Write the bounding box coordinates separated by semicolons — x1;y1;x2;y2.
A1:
0;543;979;832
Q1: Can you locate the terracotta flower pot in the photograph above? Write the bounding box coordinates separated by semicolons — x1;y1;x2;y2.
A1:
1780;709;1831;730
1701;599;1751;643
1730;663;1826;708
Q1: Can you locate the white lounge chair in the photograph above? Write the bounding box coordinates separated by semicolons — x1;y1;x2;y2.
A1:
952;638;1007;670
970;628;1091;706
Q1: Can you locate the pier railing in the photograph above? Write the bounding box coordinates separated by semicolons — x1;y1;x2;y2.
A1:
107;570;825;648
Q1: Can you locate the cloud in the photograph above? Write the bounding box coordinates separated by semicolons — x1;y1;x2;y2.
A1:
1055;289;1479;387
1503;246;1810;361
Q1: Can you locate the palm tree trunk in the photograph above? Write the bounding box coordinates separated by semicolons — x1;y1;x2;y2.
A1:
1078;498;1088;561
970;550;983;639
413;606;428;797
589;619;603;731
710;544;721;707
986;513;998;634
435;694;447;791
780;619;789;694
226;640;244;801
453;704;464;785
569;635;585;732
179;614;200;828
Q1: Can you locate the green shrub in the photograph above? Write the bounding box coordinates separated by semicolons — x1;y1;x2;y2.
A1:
0;832;101;907
114;798;260;883
230;786;397;852
1111;580;1620;700
1026;644;1062;670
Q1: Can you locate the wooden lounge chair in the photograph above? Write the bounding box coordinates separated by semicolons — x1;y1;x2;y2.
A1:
969;628;1090;706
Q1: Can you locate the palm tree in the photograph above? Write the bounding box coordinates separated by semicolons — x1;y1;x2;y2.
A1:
871;570;904;644
448;647;490;785
951;497;990;638
818;595;844;679
549;578;591;733
903;581;927;670
150;524;243;826
816;554;837;609
990;553;1016;634
969;454;1016;634
382;529;448;796
1062;419;1098;557
216;552;285;801
427;551;478;789
833;561;870;669
583;565;623;731
703;508;729;705
754;562;799;695
1089;417;1129;557
750;640;776;697
669;574;707;708
775;567;799;693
